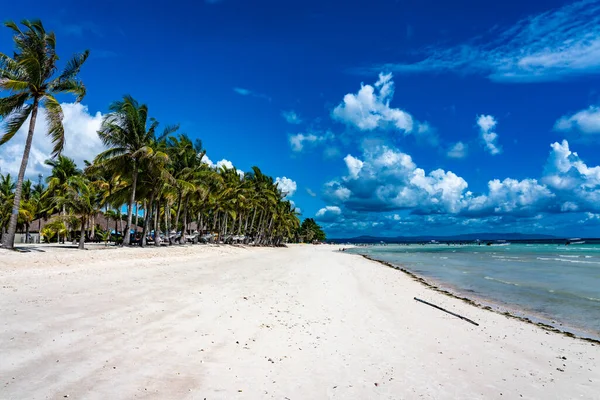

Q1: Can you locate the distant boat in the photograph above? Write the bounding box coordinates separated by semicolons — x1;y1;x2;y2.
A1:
565;238;585;246
566;238;585;245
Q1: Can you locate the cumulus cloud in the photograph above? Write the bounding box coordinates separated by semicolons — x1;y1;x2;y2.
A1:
322;139;600;224
332;72;414;132
542;139;600;209
289;130;333;152
332;73;438;146
554;105;600;135
315;206;342;222
289;200;301;214
477;115;502;155
447;141;468;159
281;110;303;124
201;156;244;176
0;103;105;178
275;176;297;198
361;0;600;82
344;154;364;179
325;145;469;214
216;159;234;170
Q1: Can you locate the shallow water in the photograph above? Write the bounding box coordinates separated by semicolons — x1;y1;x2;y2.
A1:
348;243;600;339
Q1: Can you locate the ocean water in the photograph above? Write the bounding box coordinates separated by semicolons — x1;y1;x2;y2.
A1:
348;243;600;339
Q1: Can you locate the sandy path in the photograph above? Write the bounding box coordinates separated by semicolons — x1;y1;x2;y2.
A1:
0;244;598;399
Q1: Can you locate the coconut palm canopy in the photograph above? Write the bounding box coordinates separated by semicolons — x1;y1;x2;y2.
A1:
0;19;88;248
0;19;319;249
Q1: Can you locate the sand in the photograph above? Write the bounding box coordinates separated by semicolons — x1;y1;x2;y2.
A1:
0;244;598;399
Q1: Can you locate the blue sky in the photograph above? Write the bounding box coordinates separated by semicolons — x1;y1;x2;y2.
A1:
2;0;600;237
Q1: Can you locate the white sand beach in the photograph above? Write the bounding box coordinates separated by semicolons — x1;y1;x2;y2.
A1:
1;244;598;399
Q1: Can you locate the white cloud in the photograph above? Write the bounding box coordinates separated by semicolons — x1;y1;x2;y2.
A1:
364;0;600;82
289;200;301;214
332;73;415;132
542;139;600;208
315;205;342;222
306;188;317;197
470;178;553;214
289;130;333;152
324;181;351;202
323;140;600;219
216;159;234;170
447;141;468;159
281;110;302;124
344;154;364;179
554;105;600;135
233;87;271;101
275;176;297;198
201;155;214;167
332;73;438;146
477;115;502;155
0;103;104;178
201;156;243;176
325;145;470;213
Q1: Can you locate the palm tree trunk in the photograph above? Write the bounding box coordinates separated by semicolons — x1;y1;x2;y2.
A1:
90;215;95;241
141;198;150;247
154;200;160;247
118;208;123;235
105;205;110;241
2;99;39;249
165;201;171;245
174;192;182;235
79;217;86;250
181;197;189;244
123;167;138;245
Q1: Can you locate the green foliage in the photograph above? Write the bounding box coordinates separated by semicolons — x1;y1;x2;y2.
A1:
1;21;302;248
0;19;88;248
299;218;326;243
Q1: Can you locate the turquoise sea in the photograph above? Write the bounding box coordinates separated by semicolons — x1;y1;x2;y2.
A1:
348;243;600;339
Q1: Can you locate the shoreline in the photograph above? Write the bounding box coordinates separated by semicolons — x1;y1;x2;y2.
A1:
358;254;600;344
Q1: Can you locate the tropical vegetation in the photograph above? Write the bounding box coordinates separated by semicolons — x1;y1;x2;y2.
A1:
0;20;305;250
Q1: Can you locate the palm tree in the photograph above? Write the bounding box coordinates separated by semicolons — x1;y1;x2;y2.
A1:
52;176;99;249
0;19;89;249
42;155;82;242
0;173;16;238
94;95;176;245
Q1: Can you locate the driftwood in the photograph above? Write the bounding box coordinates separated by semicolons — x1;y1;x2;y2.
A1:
414;297;479;326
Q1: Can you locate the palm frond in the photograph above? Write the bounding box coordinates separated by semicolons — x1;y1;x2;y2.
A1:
0;52;25;80
56;50;89;82
0;78;29;92
0;92;29;118
42;95;65;156
4;21;23;35
0;105;31;145
49;78;86;102
17;55;42;88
